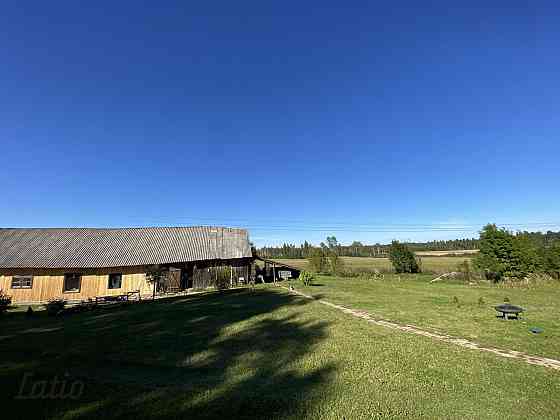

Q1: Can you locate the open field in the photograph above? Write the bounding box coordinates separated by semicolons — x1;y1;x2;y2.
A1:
1;285;559;419
272;256;471;274
415;249;479;257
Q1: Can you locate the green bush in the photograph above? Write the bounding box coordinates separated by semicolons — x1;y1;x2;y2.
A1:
389;241;420;273
542;242;560;279
509;234;541;278
457;260;473;282
474;224;542;280
0;290;12;314
308;248;328;273
524;272;557;286
329;253;345;275
298;271;314;286
45;298;67;316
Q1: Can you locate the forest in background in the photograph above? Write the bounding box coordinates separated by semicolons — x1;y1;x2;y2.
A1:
257;230;560;259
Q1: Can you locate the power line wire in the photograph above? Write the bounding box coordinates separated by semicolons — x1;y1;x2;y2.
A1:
119;217;560;230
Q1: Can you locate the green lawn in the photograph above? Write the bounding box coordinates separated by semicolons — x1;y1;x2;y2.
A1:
272;256;470;274
296;274;560;360
1;285;559;419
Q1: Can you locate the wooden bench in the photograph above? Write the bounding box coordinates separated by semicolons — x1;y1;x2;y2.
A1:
94;290;141;305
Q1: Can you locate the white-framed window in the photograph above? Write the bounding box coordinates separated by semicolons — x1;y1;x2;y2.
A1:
108;273;122;289
11;275;33;289
63;273;82;293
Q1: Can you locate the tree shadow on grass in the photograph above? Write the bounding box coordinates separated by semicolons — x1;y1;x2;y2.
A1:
2;288;336;419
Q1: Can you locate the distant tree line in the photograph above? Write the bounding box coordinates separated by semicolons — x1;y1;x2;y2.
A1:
257;231;560;260
406;238;480;251
257;237;480;259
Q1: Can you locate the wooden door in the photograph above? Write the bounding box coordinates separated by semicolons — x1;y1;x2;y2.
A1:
163;268;181;293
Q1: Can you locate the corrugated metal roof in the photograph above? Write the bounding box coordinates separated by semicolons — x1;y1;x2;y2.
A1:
0;227;252;269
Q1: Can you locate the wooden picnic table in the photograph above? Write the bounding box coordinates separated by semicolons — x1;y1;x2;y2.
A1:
495;304;524;320
94;290;141;305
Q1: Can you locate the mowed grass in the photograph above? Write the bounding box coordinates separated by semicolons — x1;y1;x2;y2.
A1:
1;286;559;419
273;256;470;273
297;275;560;360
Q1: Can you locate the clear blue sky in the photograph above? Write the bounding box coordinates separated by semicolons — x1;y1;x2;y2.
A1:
2;1;559;246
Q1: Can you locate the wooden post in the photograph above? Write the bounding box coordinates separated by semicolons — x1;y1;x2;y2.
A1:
193;264;196;290
264;261;267;281
273;263;276;284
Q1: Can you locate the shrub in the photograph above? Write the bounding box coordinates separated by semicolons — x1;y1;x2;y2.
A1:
474;224;542;280
329;253;345;275
308;248;328;273
542;242;560;279
415;256;423;273
214;267;232;290
458;260;473;282
474;225;513;281
298;271;314;286
388;241;420;273
0;290;12;314
45;298;67;316
509;234;541;278
525;272;557;286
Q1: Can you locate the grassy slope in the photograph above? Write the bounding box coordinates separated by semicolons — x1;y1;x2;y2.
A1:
298;275;560;359
272;256;470;273
1;286;559;419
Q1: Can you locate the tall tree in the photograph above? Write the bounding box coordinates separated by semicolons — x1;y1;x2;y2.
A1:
542;242;560;279
326;236;339;249
474;224;514;280
474;224;542;280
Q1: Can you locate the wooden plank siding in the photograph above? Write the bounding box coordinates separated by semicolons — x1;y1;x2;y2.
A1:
0;267;153;304
0;227;254;304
